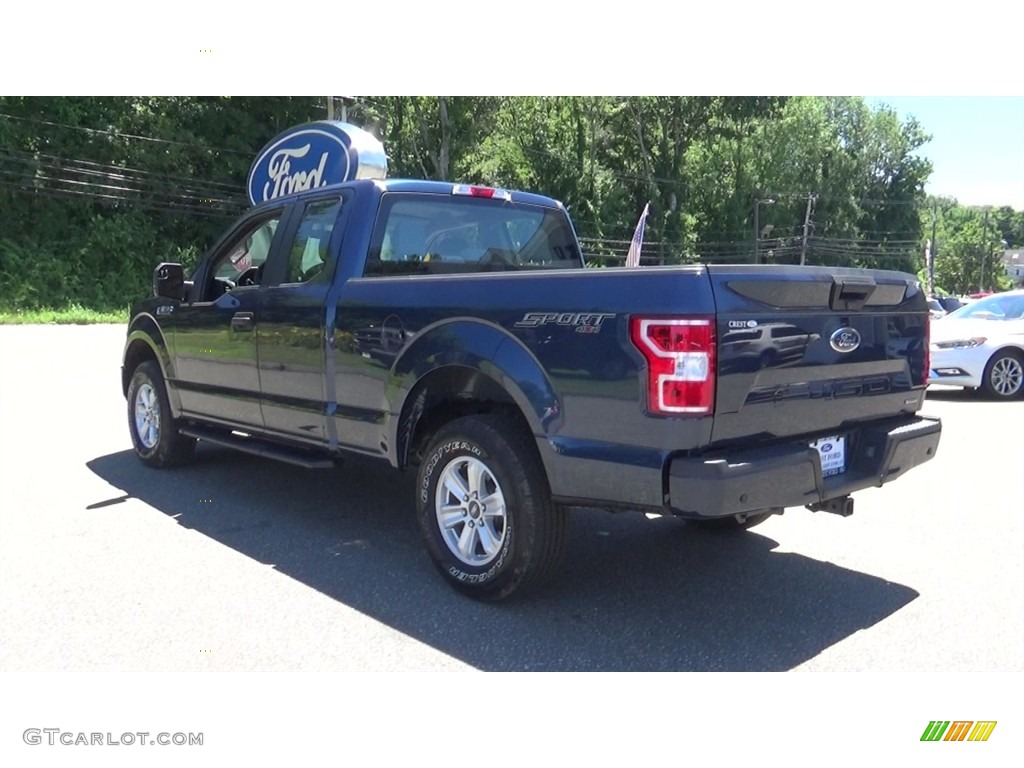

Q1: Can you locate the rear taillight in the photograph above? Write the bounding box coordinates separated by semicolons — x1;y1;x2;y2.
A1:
630;316;716;415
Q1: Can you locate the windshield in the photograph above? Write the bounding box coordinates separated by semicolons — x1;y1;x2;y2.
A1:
948;293;1024;321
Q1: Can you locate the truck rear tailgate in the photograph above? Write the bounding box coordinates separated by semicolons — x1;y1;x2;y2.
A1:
707;265;929;446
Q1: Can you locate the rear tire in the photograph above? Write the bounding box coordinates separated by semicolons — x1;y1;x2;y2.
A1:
981;350;1024;399
127;361;196;468
415;414;565;600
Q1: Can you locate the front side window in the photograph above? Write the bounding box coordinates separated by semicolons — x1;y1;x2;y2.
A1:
203;213;282;301
364;194;583;276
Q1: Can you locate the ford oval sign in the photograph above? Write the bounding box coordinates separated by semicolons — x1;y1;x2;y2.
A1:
829;327;862;354
247;121;387;205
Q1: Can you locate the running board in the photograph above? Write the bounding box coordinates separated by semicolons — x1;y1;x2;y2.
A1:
179;426;336;469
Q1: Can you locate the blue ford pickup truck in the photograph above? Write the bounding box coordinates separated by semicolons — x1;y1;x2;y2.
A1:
122;178;941;599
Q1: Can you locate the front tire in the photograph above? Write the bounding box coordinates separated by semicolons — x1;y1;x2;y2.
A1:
981;350;1024;399
127;361;196;468
415;414;565;600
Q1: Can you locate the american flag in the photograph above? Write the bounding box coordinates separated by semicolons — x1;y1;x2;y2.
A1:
625;202;650;268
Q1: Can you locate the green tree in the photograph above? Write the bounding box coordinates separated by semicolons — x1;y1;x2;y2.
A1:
928;202;1013;294
0;95;996;311
0;96;325;309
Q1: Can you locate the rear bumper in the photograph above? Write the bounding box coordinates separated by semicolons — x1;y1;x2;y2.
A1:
668;415;941;518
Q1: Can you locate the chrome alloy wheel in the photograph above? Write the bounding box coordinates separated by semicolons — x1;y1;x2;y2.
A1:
134;382;161;449
434;456;508;566
990;355;1024;396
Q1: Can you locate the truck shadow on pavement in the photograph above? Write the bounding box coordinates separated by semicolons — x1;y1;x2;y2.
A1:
88;446;918;671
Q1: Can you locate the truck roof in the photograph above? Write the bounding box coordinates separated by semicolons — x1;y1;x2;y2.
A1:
250;178;565;212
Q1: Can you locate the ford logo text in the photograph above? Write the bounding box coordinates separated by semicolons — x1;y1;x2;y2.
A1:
829;327;861;354
246;121;387;205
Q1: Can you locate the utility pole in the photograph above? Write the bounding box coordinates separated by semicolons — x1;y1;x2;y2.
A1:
327;96;334;120
981;207;990;292
929;204;938;296
799;193;816;266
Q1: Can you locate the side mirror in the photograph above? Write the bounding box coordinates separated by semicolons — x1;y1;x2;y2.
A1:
153;262;185;300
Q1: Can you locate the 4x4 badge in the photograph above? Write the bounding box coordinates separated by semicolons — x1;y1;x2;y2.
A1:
515;312;615;333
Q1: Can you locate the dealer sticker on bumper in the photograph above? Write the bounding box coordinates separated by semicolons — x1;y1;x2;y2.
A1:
810;435;846;477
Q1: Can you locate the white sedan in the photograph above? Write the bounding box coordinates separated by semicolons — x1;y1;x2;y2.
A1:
928;289;1024;399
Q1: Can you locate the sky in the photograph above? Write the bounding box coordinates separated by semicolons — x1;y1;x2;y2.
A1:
867;97;1024;210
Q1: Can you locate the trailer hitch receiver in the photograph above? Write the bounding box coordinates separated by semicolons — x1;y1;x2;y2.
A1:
806;496;854;517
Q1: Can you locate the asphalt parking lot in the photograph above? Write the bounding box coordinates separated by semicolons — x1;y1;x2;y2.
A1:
1;325;1021;672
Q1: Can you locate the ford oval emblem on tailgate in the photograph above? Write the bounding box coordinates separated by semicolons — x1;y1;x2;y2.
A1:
829;327;861;353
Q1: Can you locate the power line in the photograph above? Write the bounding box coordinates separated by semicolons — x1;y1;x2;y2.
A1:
0;172;244;216
0;111;252;156
0;151;249;213
0;179;241;219
0;159;247;207
0;162;245;217
0;148;246;195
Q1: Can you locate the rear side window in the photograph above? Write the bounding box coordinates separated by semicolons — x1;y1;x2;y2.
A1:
364;193;582;276
284;197;342;284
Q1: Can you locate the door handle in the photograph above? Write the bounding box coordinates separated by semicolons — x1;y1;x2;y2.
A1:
231;312;255;332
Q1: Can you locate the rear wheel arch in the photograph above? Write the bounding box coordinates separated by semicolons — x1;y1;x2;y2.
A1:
389;320;561;460
397;365;534;470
